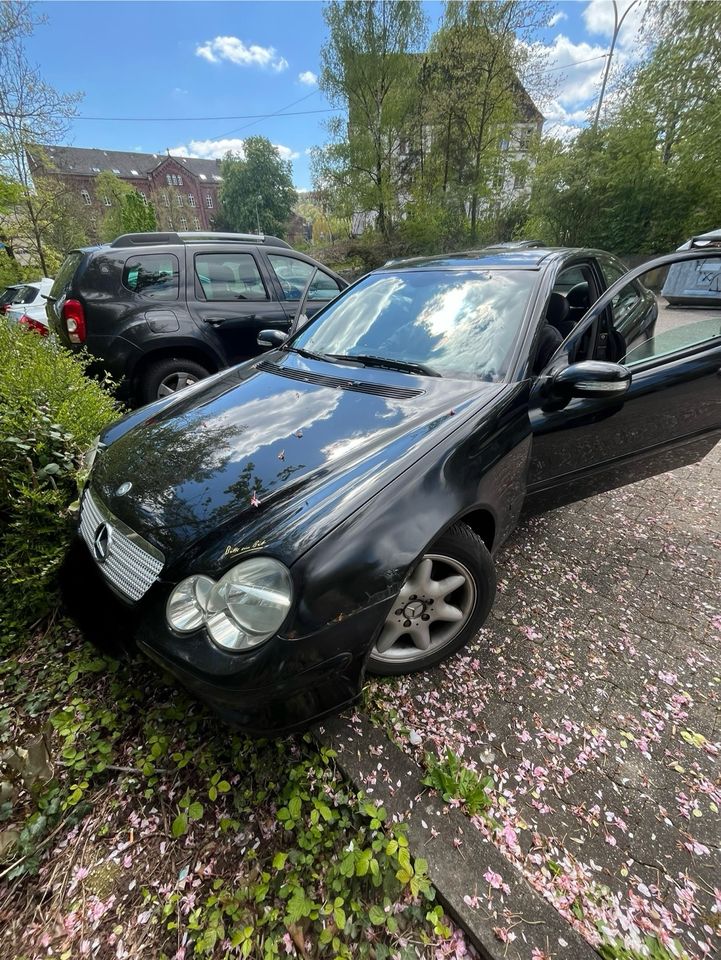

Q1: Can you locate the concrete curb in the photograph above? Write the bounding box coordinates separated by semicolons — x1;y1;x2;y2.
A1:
315;713;598;960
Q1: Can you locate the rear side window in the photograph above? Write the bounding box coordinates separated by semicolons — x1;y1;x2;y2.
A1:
50;252;83;301
123;253;179;301
195;253;268;302
14;285;39;305
308;271;343;301
268;254;314;299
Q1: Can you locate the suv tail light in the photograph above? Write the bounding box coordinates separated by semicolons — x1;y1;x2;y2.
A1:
62;299;86;343
18;314;48;336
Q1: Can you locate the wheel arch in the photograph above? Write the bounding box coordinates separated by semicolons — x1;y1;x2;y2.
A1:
131;342;222;388
452;506;497;553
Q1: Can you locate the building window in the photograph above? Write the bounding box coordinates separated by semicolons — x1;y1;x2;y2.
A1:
163;191;170;207
166;174;173;186
206;194;213;209
513;172;526;190
177;174;183;186
518;128;533;150
179;217;188;229
188;193;196;207
193;217;200;230
81;189;91;205
103;195;112;207
176;193;183;207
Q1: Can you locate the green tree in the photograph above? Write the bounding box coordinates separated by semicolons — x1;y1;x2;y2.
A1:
0;2;82;273
96;171;156;242
217;137;296;237
526;0;721;255
424;1;550;241
318;0;427;238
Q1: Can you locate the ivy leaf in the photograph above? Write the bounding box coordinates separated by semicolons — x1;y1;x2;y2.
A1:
172;813;188;837
188;801;204;821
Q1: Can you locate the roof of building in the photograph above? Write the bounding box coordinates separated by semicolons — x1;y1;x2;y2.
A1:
29;145;223;182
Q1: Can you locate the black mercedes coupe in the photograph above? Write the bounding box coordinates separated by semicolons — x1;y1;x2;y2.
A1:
61;245;721;733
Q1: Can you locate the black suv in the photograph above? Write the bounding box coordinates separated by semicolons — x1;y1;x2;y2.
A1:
47;231;347;405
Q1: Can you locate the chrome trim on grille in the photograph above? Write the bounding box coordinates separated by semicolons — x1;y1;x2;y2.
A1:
79;490;164;602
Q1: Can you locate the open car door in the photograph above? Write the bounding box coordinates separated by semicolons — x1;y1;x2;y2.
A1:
526;248;721;513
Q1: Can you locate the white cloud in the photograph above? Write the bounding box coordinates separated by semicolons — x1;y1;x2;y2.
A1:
298;70;317;86
195;36;288;72
583;0;647;43
548;11;567;27
170;138;300;161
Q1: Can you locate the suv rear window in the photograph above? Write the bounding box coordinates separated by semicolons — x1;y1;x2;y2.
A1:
195;253;268;302
123;253;179;300
50;252;83;301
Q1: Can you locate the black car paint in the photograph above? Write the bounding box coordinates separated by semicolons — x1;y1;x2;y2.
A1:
63;247;721;733
46;240;347;402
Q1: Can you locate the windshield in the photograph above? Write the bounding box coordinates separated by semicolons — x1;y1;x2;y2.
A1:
292;269;535;381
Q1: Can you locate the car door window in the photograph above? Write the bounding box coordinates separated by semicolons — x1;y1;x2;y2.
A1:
267;254;315;300
123;253;179;301
598;256;645;332
195;253;268;302
625;260;721;365
307;271;343;301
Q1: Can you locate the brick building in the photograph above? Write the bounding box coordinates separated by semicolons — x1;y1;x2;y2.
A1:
27;146;224;239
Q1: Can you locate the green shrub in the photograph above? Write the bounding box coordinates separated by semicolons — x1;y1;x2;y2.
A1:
0;325;121;649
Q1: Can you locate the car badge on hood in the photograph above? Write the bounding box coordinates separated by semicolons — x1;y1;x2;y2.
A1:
116;481;133;496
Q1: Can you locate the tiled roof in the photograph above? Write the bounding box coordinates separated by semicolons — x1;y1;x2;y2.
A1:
30;146;222;181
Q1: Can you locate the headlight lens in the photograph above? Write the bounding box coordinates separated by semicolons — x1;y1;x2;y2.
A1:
166;558;292;652
166;575;215;632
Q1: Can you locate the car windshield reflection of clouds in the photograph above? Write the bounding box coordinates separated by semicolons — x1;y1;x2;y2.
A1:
295;270;535;381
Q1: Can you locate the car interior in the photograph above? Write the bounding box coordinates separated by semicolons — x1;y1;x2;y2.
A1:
532;260;634;374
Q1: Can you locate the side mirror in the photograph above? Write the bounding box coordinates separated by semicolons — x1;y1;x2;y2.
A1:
257;329;287;348
544;360;631;409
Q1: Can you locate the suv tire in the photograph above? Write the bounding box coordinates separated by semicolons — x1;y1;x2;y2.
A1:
139;357;211;405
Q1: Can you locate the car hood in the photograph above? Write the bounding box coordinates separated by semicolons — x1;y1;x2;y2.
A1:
92;353;503;569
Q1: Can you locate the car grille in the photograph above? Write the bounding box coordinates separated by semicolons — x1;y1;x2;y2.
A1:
79;490;165;602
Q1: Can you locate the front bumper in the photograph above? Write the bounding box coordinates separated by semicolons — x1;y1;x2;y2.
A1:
60;538;380;735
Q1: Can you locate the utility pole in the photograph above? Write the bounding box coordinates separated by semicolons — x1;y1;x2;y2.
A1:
593;0;640;130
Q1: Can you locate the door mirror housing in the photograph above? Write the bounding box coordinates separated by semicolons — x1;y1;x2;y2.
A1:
257;329;287;348
544;360;631;409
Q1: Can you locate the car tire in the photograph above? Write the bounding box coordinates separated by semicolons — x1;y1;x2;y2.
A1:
366;523;496;676
139;357;211;405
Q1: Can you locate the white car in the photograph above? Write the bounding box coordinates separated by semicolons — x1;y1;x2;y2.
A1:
7;277;55;334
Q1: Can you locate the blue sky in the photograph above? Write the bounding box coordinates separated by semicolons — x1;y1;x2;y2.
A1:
28;1;646;190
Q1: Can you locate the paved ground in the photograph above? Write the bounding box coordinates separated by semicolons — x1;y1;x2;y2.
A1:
365;442;721;958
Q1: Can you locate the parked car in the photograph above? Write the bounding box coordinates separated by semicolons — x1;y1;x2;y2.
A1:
46;231;348;405
662;229;721;306
5;278;54;333
0;283;26;315
60;245;721;734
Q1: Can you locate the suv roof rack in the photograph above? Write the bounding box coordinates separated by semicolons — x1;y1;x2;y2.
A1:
689;233;721;249
109;231;291;249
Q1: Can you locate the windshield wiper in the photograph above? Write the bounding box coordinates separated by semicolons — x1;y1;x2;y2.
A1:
284;345;330;362
330;354;442;377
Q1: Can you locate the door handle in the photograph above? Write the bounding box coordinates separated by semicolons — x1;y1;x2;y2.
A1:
203;317;225;326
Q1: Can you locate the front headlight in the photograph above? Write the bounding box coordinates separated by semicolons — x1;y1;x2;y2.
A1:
166;558;293;652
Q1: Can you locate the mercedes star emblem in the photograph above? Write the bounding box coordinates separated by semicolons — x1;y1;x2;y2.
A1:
116;481;133;496
93;522;113;563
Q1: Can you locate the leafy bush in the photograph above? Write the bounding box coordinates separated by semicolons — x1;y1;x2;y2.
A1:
0;325;120;649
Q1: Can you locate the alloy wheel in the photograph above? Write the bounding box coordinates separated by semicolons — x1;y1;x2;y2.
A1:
371;553;477;665
157;371;199;398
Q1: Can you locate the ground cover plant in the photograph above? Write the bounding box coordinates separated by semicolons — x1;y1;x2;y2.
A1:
0;326;468;959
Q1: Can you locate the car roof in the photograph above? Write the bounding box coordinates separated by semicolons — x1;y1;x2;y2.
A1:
379;246;605;271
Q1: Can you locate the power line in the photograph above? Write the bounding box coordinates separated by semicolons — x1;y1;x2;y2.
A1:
542;53;608;73
73;107;336;122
